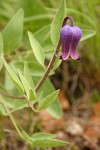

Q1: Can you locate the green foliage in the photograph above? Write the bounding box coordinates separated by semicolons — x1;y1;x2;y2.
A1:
0;33;3;70
2;9;24;54
0;57;3;71
22;130;68;148
28;32;45;67
0;103;6;116
27;30;62;117
31;132;57;140
0;96;28;115
51;0;66;46
33;139;68;148
33;90;60;112
14;60;45;77
17;0;47;17
3;58;24;94
0;33;3;54
0;84;28;116
19;0;50;33
81;29;96;42
0;0;98;148
0;0;16;21
34;25;50;45
18;69;36;101
33;77;62;118
24;62;34;89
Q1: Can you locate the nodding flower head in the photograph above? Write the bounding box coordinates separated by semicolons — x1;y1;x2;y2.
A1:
60;23;82;60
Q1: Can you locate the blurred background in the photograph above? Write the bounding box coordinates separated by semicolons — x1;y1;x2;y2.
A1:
0;0;100;149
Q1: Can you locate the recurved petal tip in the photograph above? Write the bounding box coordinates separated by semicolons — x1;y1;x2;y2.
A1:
70;26;82;60
62;50;70;60
70;51;80;60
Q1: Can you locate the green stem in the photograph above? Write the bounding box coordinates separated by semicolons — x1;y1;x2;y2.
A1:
0;90;25;99
0;16;74;96
0;96;22;138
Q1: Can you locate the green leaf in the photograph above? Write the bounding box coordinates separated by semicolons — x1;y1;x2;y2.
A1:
28;32;45;67
14;61;45;77
24;62;34;89
0;33;3;70
0;33;3;56
21;0;50;46
33;139;68;148
18;0;47;16
51;0;66;46
3;58;24;94
22;130;68;148
34;25;55;53
34;25;50;44
0;57;3;71
29;88;36;101
53;57;62;71
2;9;24;54
18;69;36;101
0;83;28;114
0;103;6;116
0;0;16;20
67;8;96;28
18;69;30;97
43;80;62;118
36;90;60;112
33;77;62;118
21;130;34;143
1;96;27;114
81;29;96;42
31;132;56;140
47;99;62;119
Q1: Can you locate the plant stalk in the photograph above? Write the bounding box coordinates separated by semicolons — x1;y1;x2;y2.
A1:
0;16;73;97
0;96;22;137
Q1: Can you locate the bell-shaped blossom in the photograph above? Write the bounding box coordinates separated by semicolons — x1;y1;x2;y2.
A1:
60;25;82;60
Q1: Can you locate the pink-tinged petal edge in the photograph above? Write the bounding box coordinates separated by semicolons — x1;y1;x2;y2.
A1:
62;49;70;60
70;50;80;60
70;26;82;60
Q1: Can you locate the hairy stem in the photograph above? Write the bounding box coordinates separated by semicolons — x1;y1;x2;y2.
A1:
35;39;61;92
35;16;74;92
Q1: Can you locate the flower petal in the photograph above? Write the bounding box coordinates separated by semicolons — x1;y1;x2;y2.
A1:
60;25;73;60
70;26;82;60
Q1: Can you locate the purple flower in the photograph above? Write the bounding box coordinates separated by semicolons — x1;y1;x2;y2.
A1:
60;25;82;60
